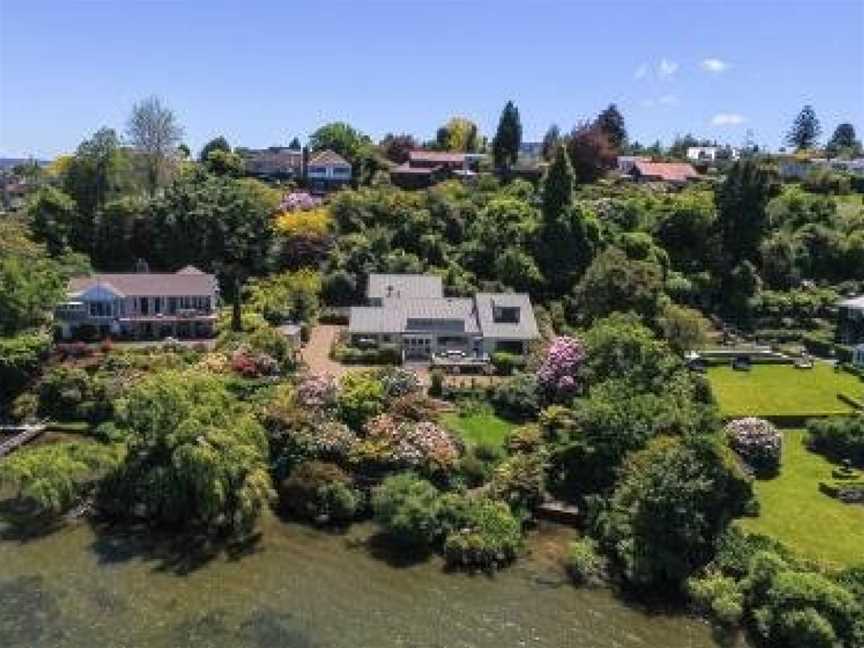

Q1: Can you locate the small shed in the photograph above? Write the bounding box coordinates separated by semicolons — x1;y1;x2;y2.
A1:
278;323;303;348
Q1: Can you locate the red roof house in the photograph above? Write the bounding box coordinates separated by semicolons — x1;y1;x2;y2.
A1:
629;161;702;185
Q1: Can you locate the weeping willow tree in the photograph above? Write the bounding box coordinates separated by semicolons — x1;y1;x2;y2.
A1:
99;369;274;535
0;442;123;514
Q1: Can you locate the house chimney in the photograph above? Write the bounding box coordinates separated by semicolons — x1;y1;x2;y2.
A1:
135;258;150;273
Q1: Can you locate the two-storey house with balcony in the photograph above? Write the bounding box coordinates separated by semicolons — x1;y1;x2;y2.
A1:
55;266;219;340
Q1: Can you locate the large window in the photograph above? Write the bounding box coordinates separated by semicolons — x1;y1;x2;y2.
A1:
492;306;520;324
88;301;113;317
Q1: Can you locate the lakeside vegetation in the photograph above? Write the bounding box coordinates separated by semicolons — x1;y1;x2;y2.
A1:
2;97;864;647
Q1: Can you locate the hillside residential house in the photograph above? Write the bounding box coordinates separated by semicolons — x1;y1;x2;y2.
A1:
778;156;864;180
241;146;304;179
686;146;740;162
306;149;352;193
628;160;702;186
616;155;649;174
55;266;219;340
390;150;484;189
349;273;539;361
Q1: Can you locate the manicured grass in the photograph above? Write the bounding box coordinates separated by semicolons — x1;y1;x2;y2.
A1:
440;411;516;448
707;363;863;417
739;429;864;568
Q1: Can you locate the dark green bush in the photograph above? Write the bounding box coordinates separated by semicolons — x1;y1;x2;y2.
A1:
565;538;605;586
490;352;525;376
372;473;441;547
807;416;864;466
279;461;359;525
429;369;444;397
491;373;540;420
440;495;522;569
0;332;50;404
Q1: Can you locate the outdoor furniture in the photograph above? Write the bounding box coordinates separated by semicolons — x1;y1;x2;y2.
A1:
732;356;752;371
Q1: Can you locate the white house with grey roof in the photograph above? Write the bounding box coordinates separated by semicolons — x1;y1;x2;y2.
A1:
54;266;219;340
349;273;539;361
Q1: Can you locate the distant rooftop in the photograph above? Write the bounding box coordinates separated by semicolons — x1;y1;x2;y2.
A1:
308;149;350;167
408;150;466;165
632;160;701;183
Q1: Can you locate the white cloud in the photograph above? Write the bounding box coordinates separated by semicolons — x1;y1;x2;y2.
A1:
658;58;679;79
634;63;649;80
711;113;747;126
641;94;679;108
702;58;729;73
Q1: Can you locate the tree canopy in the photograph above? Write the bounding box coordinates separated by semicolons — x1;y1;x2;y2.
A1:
492;101;522;169
786;105;822;151
100;370;274;534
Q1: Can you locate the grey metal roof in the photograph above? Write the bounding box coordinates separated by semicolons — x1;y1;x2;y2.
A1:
475;293;540;340
348;306;406;334
349;298;479;335
367;274;443;300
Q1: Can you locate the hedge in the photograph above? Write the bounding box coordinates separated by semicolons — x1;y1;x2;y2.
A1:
802;333;853;362
334;343;402;365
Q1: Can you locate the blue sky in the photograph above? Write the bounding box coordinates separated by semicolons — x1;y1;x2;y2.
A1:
1;1;862;159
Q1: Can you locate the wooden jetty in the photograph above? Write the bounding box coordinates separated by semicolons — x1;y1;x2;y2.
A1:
536;499;581;525
0;423;47;458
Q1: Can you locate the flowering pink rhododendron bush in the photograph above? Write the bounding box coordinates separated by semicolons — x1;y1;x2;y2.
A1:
296;373;338;409
537;336;586;401
357;413;459;473
724;417;782;474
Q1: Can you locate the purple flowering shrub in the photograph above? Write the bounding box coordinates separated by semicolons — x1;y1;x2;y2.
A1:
281;191;322;212
537;336;586;401
724;417;782;474
296;373;338;409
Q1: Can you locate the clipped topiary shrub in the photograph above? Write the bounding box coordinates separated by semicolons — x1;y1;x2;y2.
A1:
724;417;783;475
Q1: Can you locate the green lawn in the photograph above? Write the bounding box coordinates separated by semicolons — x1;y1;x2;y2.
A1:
708;363;863;417
440;411;516;448
739;429;864;568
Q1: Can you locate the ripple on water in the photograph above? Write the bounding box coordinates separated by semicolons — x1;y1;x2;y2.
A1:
0;575;66;646
0;514;725;648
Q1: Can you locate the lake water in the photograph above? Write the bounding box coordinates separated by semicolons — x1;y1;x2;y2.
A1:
0;511;725;647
